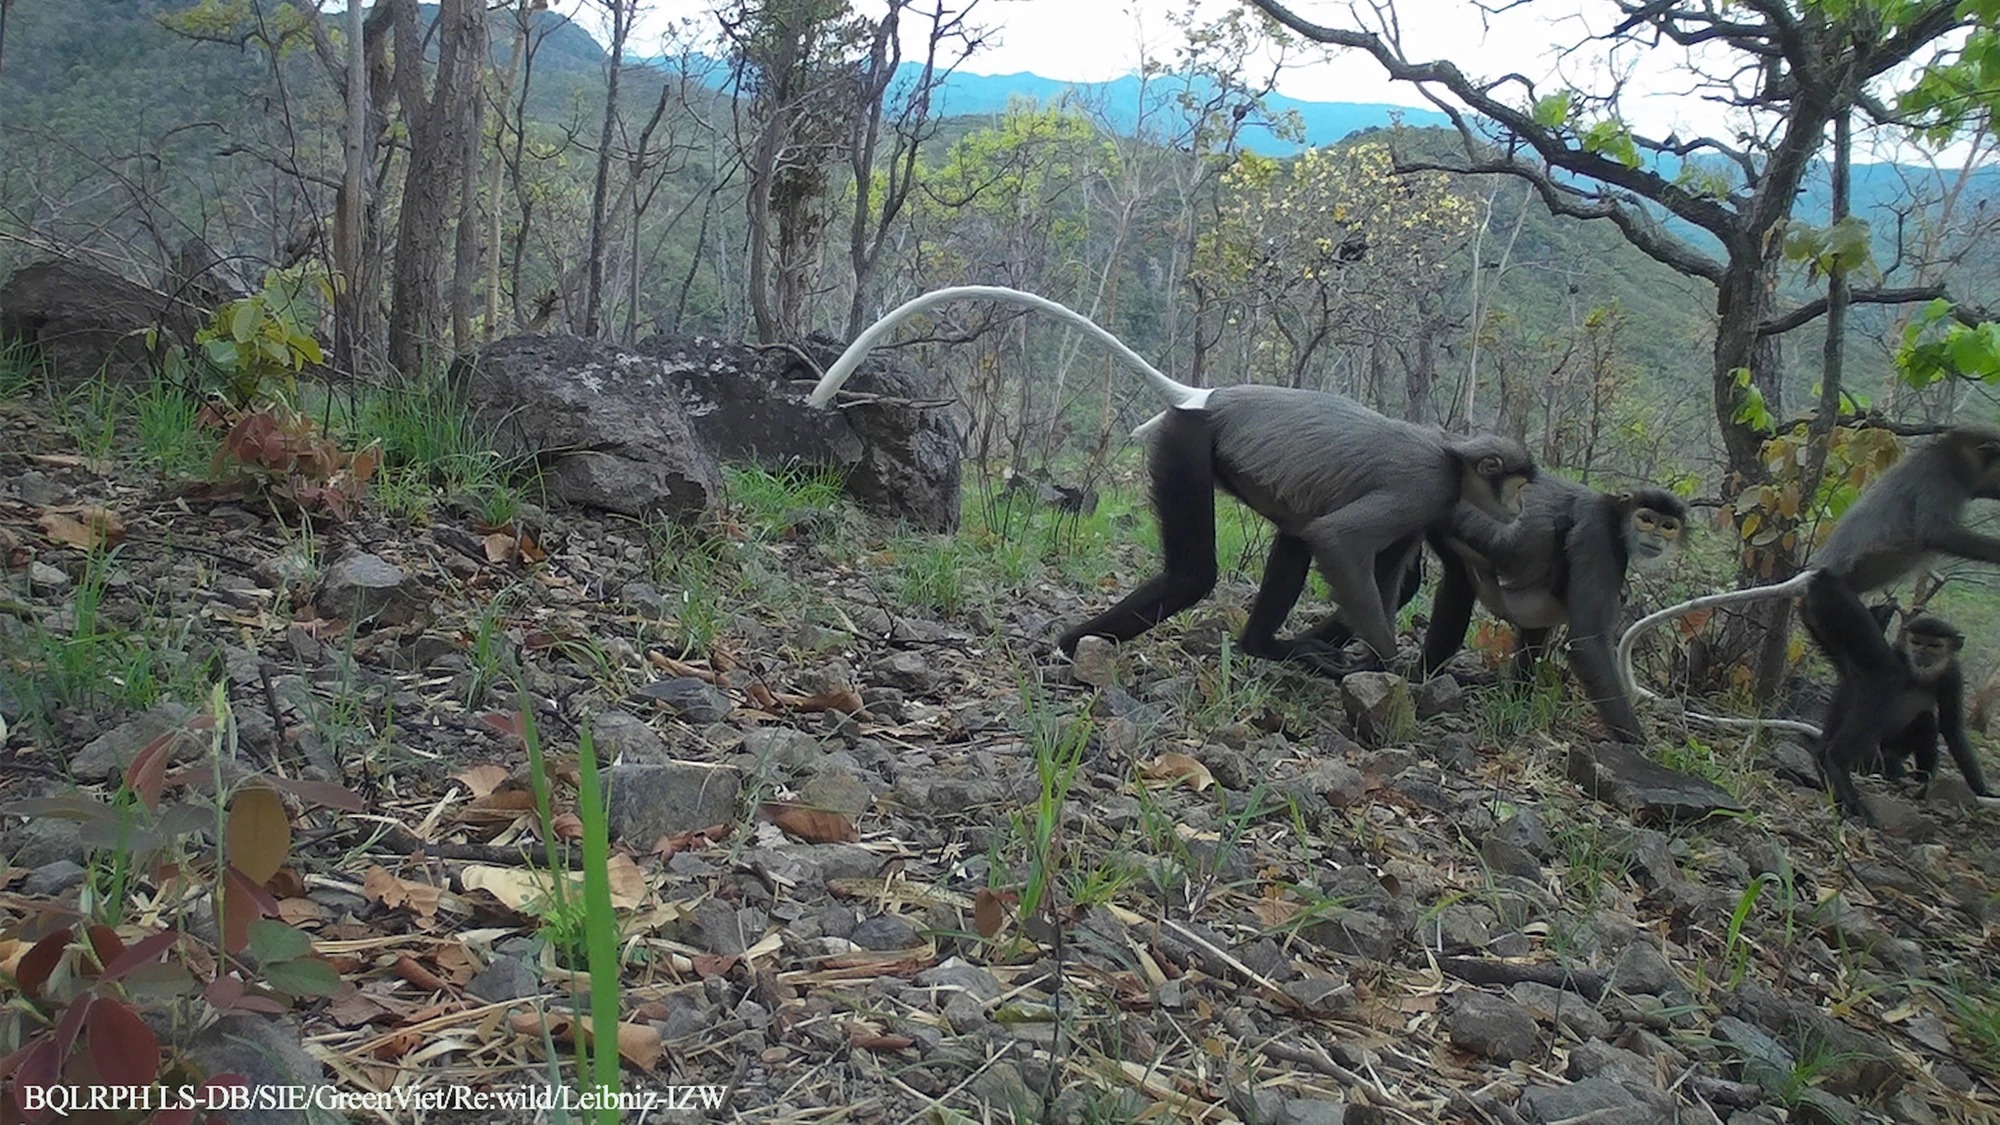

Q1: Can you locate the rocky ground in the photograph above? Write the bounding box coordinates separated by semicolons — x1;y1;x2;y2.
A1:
3;389;2000;1125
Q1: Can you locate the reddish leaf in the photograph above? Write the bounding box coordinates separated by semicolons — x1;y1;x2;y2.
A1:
125;729;178;813
16;930;71;1000
758;802;858;844
101;930;180;984
85;925;125;972
973;889;1007;940
84;999;160;1087
51;993;91;1058
261;776;364;813
480;711;524;740
219;867;278;955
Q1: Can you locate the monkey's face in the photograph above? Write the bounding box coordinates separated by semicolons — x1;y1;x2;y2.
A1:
1901;628;1962;683
1627;506;1684;569
1460;460;1530;519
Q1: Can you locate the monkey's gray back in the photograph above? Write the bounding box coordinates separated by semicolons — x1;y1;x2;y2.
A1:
1201;385;1458;532
1815;442;1968;591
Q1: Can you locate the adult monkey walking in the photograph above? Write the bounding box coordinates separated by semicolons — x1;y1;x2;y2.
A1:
808;285;1538;670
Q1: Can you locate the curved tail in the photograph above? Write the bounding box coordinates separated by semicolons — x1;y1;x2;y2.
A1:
1613;569;1823;738
807;285;1206;411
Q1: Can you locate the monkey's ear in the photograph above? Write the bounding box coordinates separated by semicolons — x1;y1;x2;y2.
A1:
1476;454;1504;477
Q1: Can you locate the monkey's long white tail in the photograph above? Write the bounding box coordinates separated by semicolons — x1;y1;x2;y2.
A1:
807;285;1207;412
1615;570;1824;739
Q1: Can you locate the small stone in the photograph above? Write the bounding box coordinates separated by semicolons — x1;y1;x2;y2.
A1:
1480;833;1543;880
1280;975;1355;1016
187;1016;323;1125
869;650;941;693
798;766;873;818
69;702;199;780
1413;673;1465;718
1519;1075;1673;1123
22;860;86;897
636;676;732;724
1612;943;1680;996
1568;742;1743;822
605;761;741;845
28;561;69;595
1070;635;1118;688
850;914;920;951
741;726;823;771
314;552;418;626
1341;671;1415;746
589;710;668;764
467;954;540;1002
1447;991;1540;1062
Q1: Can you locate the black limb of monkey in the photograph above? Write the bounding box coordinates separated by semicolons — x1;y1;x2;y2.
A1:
1800;426;2000;821
1055;385;1533;672
1329;477;1687;743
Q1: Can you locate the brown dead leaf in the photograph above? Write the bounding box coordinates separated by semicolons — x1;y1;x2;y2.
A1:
391;955;449;992
450;764;510;798
507;1012;663;1073
1139;752;1214;791
973;888;1008;939
325;988;390;1029
38;506;125;550
745;683;779;711
648;653;719;683
1249;896;1301;928
689;954;738;978
776;687;864;714
605;854;648;910
360;866;442;921
482;533;519;564
1676;607;1717;638
551;812;583;840
759;802;858;844
851;1031;916;1052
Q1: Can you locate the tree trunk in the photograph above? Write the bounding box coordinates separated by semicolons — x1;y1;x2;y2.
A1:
333;0;369;376
583;0;629;337
387;0;486;375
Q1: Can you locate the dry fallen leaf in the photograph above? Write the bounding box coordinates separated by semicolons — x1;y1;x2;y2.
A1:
450;764;511;798
759;802;858;844
38;506;125;550
482;532;519;564
1139;752;1215;791
776;687;864;714
360;866;442;921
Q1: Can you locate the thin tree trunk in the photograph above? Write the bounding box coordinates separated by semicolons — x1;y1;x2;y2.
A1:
582;0;629;337
333;0;368;376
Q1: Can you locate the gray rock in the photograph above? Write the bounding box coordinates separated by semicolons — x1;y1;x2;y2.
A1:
0;257;202;388
1434;904;1496;954
1070;635;1118;689
588;709;669;764
1341;672;1414;746
69;701;199;780
691;900;769;956
22;860;85;897
1611;943;1680;996
28;561;69;595
1413;673;1465;719
452;335;723;520
1492;808;1554;858
1712;1015;1796;1096
916;958;1004;1002
1481;832;1543;880
1280;975;1355;1016
869;650;941;693
1447;990;1540;1063
605;761;741;845
1568;742;1743;822
1759;739;1823;788
636;677;731;724
851;914;920;951
1790;1087;1863;1125
1564;1040;1659;1090
1283;1100;1349;1125
10;469;60;506
1508;981;1610;1041
314;552;418;627
798;766;874;818
187;1015;334;1125
467;954;540;1002
742;726;823;771
1518;1075;1673;1123
647;331;966;532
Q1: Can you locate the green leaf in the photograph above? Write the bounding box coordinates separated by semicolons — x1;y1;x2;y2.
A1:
246;919;312;963
229;299;260;344
1531;92;1573;129
260;956;341;998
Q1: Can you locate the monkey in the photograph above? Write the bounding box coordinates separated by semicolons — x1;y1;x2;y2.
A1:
1851;614;1991;796
1425;480;1687;741
806;285;1538;671
1800;425;2000;820
1309;477;1688;741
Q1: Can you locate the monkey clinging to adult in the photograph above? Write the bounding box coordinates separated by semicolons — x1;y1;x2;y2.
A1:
1856;613;1992;798
807;285;1538;672
1801;425;2000;820
1423;480;1687;742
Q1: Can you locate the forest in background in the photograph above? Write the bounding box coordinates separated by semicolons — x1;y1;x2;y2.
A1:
4;0;2000;687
